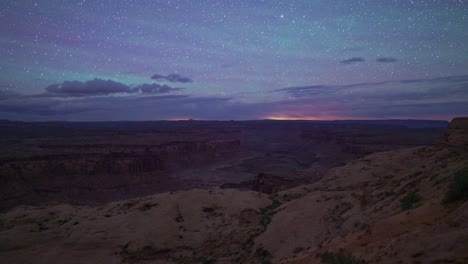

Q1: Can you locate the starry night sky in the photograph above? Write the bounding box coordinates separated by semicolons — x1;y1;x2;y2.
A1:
1;0;467;121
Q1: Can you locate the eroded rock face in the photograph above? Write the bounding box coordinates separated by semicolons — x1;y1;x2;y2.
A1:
445;117;468;146
0;139;241;210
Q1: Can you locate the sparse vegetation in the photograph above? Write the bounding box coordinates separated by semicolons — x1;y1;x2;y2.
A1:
202;207;223;217
293;247;304;254
400;191;422;211
259;198;282;227
443;168;468;204
353;222;369;231
255;247;271;263
201;258;215;264
120;201;138;210
175;213;184;223
138;202;158;211
259;212;273;226
320;251;366;264
241;235;255;251
202;207;215;213
121;245;170;262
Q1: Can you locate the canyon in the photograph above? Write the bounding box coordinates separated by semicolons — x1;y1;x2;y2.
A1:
0;120;446;210
0;118;466;263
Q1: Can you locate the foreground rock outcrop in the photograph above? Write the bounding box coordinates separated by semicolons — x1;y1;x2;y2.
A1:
445;117;468;146
0;118;466;263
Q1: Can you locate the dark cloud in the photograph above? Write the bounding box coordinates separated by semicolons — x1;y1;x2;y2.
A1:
133;94;189;101
0;97;90;116
400;74;468;84
46;79;135;97
340;57;365;64
151;73;193;83
273;85;335;97
0;90;21;100
275;74;468;98
42;78;182;97
1;75;467;121
376;57;398;63
135;83;181;94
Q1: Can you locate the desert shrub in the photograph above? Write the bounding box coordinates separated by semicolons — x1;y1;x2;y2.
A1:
241;236;254;250
138;202;158;211
175;214;184;222
255;247;271;260
202;207;215;213
400;191;422;211
121;245;170;262
353;222;369;230
293;247;304;254
320;251;366;264
259;198;282;227
201;258;215;264
202;207;223;217
260;199;282;214
443;169;468;204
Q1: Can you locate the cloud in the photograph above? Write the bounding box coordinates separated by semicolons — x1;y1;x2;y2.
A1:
135;83;182;94
275;74;468;98
376;57;397;63
151;73;193;83
273;85;336;97
1;75;467;121
42;78;182;97
46;79;136;97
0;97;90;116
399;75;468;84
0;89;22;100
340;57;365;64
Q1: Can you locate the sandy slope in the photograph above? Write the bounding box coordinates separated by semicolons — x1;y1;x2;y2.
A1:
0;117;467;263
0;189;271;263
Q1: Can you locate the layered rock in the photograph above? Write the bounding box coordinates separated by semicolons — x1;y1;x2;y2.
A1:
445;117;468;146
0;139;241;210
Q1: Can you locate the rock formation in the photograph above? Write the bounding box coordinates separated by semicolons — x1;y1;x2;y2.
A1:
445;117;468;146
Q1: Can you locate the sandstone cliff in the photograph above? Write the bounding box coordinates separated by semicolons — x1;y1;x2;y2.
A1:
0;139;241;210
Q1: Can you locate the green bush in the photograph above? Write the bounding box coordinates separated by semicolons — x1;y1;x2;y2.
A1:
320;251;366;264
258;198;282;227
400;191;422;211
443;169;468;204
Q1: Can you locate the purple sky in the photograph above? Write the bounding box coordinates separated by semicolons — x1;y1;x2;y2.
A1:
1;0;467;121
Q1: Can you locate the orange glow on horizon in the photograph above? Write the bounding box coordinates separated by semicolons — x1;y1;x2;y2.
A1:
165;114;451;122
166;117;193;121
263;113;452;121
265;115;327;121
